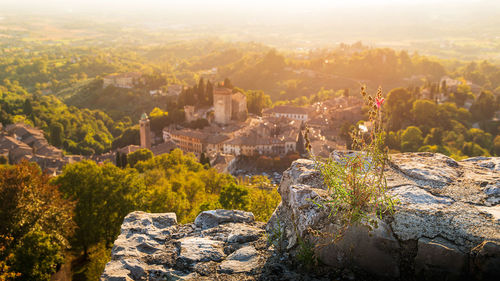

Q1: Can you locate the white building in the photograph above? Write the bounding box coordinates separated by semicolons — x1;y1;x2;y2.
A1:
262;105;310;121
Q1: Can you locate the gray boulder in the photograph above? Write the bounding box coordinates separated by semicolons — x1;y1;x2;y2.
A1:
268;152;500;280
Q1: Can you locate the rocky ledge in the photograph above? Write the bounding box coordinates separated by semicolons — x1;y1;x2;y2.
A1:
102;152;500;280
101;209;322;280
268;152;500;280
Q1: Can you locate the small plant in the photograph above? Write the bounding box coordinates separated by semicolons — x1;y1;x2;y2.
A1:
311;86;397;241
295;236;318;271
267;217;285;252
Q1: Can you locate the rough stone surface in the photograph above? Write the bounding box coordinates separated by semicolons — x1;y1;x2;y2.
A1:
218;246;260;274
269;152;500;280
103;153;500;280
194;209;255;229
414;237;467;280
102;210;326;280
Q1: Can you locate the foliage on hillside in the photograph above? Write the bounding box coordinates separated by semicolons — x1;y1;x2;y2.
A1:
0;161;75;281
382;86;500;159
0;80;121;155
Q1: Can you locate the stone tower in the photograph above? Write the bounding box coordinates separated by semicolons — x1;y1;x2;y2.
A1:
139;113;151;149
213;87;232;125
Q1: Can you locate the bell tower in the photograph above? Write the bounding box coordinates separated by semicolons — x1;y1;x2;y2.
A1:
140;113;151;149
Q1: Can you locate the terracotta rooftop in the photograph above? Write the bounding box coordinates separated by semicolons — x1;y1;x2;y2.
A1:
263;105;310;115
0;135;31;151
169;129;229;144
151;141;178;156
117;145;141;155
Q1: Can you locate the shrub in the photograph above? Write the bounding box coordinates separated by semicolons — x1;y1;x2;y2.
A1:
219;183;250;210
312;87;397;241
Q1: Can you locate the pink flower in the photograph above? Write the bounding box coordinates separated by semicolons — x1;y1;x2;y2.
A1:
376;97;385;108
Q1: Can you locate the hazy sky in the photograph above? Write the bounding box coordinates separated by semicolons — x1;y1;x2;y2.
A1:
0;0;493;14
1;0;498;46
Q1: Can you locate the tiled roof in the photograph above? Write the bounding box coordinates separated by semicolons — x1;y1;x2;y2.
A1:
117;145;141;154
263;105;310;115
151;141;178;156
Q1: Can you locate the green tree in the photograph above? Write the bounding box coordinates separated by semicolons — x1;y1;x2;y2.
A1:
197;78;206;104
22;99;32;115
199;152;210;167
468;128;493;151
424;128;443;146
127;148;154;168
246;90;271;115
470;91;498;122
206;80;214;106
385;131;401;150
0;162;74;280
83;243;111;281
411;99;438;133
462;142;490;157
385;88;414;131
53;161;144;255
112;126;140;149
12;229;64;281
149;107;169;133
401;126;424;152
219;183;249;210
223;78;233;89
49;122;64;148
493;135;500;156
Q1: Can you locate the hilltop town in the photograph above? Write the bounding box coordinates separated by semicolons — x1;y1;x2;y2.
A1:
3;70;498;181
103;73;366;179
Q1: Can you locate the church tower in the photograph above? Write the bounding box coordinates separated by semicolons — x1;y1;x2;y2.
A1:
213;87;232;125
140;113;151;149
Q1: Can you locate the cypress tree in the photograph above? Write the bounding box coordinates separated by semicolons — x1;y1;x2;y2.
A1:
206;80;214;106
198;78;206;104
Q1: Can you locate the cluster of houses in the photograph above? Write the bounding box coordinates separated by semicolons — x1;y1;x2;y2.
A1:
155;88;364;162
0;123;82;175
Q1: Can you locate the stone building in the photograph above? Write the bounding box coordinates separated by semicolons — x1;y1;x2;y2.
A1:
231;92;247;121
163;128;229;157
263;105;310;121
214;88;233;125
184;105;196;122
222;117;301;156
103;72;142;89
1;123;69;174
213;87;247;125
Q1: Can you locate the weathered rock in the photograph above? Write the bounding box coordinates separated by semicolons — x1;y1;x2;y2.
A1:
269;152;500;280
102;210;314;281
471;240;500;280
103;152;500;280
194;209;254;229
177;237;224;266
317;220;401;279
390;152;460;185
219;246;260;274
414;237;467;280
